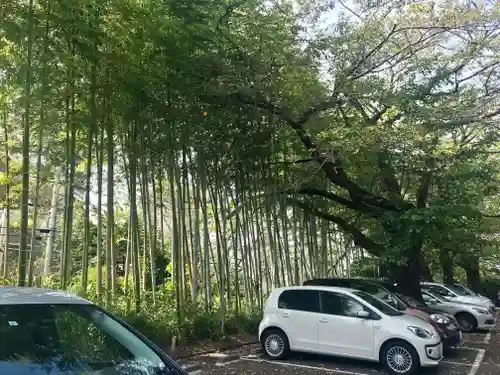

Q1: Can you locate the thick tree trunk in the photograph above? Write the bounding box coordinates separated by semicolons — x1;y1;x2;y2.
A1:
387;235;426;301
419;254;433;282
392;260;423;301
440;249;454;284
465;263;481;293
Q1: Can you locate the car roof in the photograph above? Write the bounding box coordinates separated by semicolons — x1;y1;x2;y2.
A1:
273;285;359;294
0;286;92;305
305;278;393;292
305;277;372;283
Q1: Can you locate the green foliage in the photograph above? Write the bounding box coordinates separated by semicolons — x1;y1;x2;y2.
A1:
41;269;261;347
1;0;500;306
349;257;380;278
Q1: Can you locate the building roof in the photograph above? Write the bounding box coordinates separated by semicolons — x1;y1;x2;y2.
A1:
0;286;92;305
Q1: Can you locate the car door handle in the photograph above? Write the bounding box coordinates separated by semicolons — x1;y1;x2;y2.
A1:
319;318;328;323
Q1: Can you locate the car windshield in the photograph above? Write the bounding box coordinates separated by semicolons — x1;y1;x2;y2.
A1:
423;290;445;303
396;293;425;308
0;304;171;375
355;283;402;309
352;291;404;316
422;284;456;298
449;284;474;296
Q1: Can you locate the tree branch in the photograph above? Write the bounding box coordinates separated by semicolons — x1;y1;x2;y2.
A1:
228;91;413;213
297;95;342;125
482;213;500;219
416;159;434;209
443;107;500;128
290;187;386;219
377;153;402;198
288;198;383;256
294;187;358;208
348;24;398;77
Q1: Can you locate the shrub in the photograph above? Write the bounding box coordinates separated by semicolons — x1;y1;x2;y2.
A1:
2;272;261;347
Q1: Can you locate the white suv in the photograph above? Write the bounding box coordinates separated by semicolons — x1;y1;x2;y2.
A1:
259;286;443;375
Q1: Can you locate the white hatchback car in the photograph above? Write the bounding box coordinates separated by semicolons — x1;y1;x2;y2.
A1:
0;286;185;375
259;286;443;375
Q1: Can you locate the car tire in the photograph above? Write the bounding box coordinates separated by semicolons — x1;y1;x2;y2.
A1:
381;340;419;375
261;328;290;360
455;313;477;332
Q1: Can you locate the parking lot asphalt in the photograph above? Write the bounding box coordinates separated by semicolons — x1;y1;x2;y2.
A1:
476;311;500;375
177;311;500;375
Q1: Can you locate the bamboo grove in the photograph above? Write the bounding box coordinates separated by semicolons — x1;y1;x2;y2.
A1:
0;0;368;319
1;0;500;330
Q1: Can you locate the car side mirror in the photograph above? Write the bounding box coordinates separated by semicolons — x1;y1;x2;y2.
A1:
428;298;438;305
357;310;370;319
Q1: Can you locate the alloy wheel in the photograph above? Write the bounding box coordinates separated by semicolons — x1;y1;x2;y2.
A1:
264;333;285;357
386;345;413;373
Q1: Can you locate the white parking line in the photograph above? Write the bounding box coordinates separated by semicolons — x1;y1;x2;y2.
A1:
467;349;485;375
207;352;232;358
483;332;491;344
241;357;370;375
441;360;472;366
441;346;481;367
215;359;240;367
460;347;482;351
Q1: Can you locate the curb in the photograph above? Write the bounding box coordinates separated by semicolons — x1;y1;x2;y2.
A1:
181;363;203;372
174;340;259;360
212;352;241;363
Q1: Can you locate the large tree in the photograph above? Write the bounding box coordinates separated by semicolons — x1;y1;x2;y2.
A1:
191;0;500;297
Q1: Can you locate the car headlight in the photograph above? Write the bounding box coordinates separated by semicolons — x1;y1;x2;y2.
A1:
430;313;449;324
407;326;437;339
472;307;488;314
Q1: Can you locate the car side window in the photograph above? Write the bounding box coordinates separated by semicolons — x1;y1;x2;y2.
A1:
278;290;320;313
320;292;343;315
320;292;366;318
